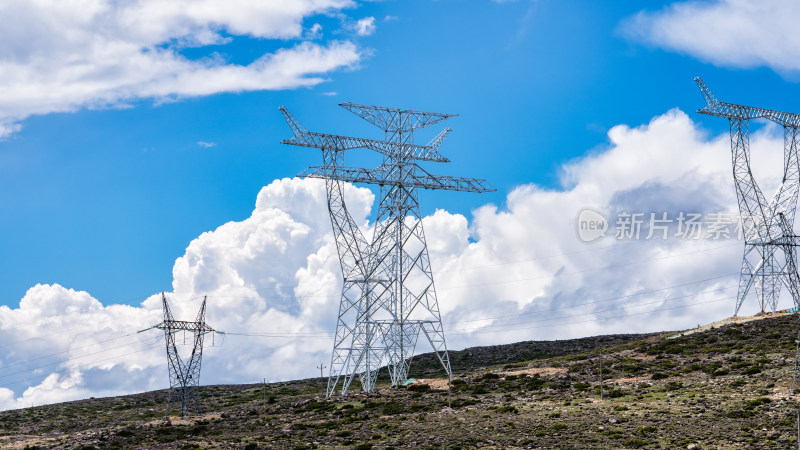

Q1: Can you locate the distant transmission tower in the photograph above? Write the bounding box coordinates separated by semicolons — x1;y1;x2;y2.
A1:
280;103;494;396
696;77;800;315
141;293;220;418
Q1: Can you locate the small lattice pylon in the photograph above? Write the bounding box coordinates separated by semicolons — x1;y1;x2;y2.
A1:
141;293;219;418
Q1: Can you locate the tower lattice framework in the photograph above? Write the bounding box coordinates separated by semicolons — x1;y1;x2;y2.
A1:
696;77;800;315
767;212;800;391
280;103;494;396
150;293;218;418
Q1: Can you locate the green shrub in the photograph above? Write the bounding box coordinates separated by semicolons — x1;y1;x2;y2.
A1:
726;409;755;418
382;402;405;415
745;397;771;410
606;389;625;398
450;398;479;408
665;345;684;354
624;438;649;448
526;378;546;390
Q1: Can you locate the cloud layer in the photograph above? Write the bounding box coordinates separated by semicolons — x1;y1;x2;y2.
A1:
0;0;363;137
621;0;800;76
0;109;790;409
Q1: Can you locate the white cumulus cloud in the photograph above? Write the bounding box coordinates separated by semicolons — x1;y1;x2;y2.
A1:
0;110;791;409
0;178;375;409
0;0;364;138
354;17;376;36
621;0;800;77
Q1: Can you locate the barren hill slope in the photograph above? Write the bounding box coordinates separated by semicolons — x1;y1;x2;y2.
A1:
1;313;799;449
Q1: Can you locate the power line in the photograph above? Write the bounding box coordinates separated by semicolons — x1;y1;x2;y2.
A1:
443;272;738;325
448;296;733;336
0;343;162;389
225;295;735;340
0;331;142;371
0;325;222;390
223;271;743;336
448;292;736;334
223;282;741;340
0;296;205;351
437;242;741;290
0;322;225;391
214;272;742;340
0;335;161;382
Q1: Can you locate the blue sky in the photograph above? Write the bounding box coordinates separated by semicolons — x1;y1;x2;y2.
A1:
2;0;782;306
3;0;800;407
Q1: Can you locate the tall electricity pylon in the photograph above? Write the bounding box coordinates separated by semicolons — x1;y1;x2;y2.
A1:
280;103;494;396
143;293;220;418
696;77;800;315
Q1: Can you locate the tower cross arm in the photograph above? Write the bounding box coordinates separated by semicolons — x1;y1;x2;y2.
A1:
282;131;450;162
297;165;495;193
280;105;452;161
280;106;366;151
339;102;457;132
281;132;370;152
155;320;217;334
695;77;800;127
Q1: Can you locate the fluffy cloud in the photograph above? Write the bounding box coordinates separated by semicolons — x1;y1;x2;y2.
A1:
354;17;376;36
0;283;164;409
0;178;374;409
0;110;790;409
429;109;773;350
621;0;800;76
0;0;364;137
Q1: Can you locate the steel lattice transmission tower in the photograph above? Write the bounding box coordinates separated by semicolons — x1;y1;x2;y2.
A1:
696;77;800;316
280;103;494;396
769;212;800;390
144;293;220;418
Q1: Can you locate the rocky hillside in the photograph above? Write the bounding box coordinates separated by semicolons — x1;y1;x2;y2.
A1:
1;314;799;449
